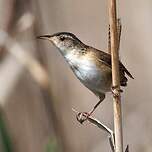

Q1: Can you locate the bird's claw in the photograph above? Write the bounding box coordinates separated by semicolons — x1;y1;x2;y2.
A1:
76;112;90;124
111;85;123;98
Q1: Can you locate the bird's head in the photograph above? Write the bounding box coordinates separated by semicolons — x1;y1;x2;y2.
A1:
37;32;86;55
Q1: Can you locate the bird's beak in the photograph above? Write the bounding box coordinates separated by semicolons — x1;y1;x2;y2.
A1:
37;35;52;41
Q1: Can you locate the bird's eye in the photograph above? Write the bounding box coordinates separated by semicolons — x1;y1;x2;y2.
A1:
60;36;65;41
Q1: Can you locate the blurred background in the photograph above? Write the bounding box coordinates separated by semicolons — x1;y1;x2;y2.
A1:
0;0;151;152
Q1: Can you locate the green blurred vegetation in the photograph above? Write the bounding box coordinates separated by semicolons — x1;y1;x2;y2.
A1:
0;111;12;152
46;139;58;152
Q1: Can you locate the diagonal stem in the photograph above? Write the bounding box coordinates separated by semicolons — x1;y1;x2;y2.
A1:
72;108;115;151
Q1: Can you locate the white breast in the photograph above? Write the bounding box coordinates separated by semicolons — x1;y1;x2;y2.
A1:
65;52;111;93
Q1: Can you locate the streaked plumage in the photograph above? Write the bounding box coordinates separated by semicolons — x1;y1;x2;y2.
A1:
37;32;134;115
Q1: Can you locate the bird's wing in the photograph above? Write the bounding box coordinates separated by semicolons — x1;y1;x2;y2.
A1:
90;47;134;79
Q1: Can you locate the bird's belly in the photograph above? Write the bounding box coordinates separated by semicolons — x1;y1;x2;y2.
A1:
73;64;112;94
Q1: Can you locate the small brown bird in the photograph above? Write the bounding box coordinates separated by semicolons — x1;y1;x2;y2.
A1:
37;32;133;116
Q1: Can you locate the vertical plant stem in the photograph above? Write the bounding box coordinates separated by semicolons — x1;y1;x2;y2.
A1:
108;0;123;152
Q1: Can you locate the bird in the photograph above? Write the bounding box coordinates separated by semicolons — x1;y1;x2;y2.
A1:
37;32;133;118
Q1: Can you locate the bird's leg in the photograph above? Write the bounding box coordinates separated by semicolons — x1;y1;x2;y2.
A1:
88;99;103;116
111;85;123;98
76;95;105;124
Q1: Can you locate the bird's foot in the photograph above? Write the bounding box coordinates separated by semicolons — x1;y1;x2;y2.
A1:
111;85;123;98
76;112;91;124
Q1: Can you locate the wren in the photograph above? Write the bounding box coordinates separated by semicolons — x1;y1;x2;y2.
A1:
37;32;133;117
